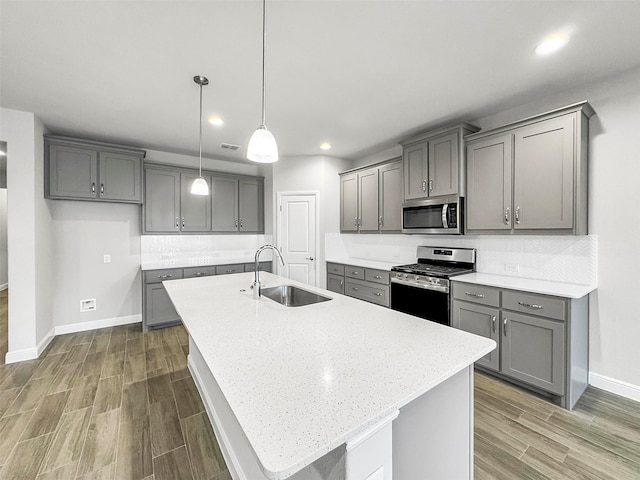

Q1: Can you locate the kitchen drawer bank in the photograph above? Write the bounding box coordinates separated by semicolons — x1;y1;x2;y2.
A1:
142;261;271;330
326;260;393;307
451;277;591;410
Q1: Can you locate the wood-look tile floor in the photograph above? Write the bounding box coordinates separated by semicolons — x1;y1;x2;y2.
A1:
0;316;638;479
0;324;231;480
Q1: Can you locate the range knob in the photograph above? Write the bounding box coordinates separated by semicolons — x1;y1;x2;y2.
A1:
403;274;409;279
414;275;420;281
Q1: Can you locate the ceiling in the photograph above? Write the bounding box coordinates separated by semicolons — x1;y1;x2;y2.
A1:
2;1;640;163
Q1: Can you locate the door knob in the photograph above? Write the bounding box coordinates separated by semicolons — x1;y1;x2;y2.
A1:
305;257;314;261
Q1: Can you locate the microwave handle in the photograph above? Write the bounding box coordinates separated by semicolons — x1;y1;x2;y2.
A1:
442;204;449;228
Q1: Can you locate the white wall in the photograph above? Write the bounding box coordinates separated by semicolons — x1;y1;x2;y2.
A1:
0;189;8;288
1;108;54;362
272;155;351;287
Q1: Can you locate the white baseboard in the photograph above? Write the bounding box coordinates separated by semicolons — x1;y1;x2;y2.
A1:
589;372;640;403
54;314;141;335
0;283;8;291
4;315;141;364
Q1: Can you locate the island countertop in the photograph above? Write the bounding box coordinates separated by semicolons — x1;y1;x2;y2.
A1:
164;272;495;479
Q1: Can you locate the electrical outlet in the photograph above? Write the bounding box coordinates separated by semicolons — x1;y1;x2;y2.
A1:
103;254;111;263
80;298;96;312
505;263;520;273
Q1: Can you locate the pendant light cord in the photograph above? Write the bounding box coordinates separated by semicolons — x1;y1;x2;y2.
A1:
198;80;203;176
261;0;267;127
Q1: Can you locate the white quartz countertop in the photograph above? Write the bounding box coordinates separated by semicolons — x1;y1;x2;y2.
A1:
163;272;495;479
325;257;399;271
452;272;597;298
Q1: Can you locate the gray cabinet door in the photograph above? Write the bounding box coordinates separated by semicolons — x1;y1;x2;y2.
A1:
452;301;500;372
403;142;428;201
144;169;180;233
327;274;345;294
145;284;181;327
428;131;458;197
98;151;142;203
48;144;98;199
378;160;402;232
211;176;239;232
501;311;565;395
239;178;264;232
180;173;212;232
340;172;358;232
466;134;513;231
358;167;379;232
513;115;575;230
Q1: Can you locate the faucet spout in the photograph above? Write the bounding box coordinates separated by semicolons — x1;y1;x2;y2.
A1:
253;245;285;299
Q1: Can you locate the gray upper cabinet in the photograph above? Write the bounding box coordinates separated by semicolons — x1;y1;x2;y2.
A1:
378;160;402;231
144;168;180;233
238;178;264;232
45;135;145;203
465;102;594;235
400;124;479;202
339;158;401;234
181;173;212;232
211;176;239;232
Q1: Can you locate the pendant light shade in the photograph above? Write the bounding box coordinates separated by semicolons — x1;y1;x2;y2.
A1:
191;75;210;195
247;0;278;163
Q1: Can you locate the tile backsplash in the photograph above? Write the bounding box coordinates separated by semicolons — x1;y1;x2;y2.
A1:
141;234;273;268
326;233;597;286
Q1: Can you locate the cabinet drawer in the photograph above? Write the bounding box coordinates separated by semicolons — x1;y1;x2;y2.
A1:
216;264;245;275
344;266;365;280
327;263;345;276
452;283;500;307
502;290;566;321
365;268;390;285
244;261;272;273
144;268;184;284
345;279;389;307
183;266;217;278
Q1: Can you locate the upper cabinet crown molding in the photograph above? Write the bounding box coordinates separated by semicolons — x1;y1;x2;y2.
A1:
465;101;594;235
44;135;145;204
399;123;480;202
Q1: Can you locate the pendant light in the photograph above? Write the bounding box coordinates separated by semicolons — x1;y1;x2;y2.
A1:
247;0;278;163
191;75;210;195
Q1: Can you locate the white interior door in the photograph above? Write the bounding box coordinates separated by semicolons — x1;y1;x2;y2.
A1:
278;193;317;286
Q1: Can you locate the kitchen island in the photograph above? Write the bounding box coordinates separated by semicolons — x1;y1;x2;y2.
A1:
164;272;495;480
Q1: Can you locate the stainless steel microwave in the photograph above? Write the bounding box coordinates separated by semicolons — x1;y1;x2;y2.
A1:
402;197;463;235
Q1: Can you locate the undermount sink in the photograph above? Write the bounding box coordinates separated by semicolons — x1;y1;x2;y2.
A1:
261;285;332;307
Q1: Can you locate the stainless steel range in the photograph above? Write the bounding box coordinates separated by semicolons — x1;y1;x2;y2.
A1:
390;246;476;325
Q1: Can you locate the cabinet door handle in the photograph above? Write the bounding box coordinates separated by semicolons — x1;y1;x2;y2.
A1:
503;318;508;336
91;182;96;194
235;220;238;228
428;178;433;191
175;217;179;229
492;315;496;333
158;274;173;279
422;180;427;192
182;217;185;228
518;301;543;310
465;291;485;298
340;280;343;286
515;207;521;225
378;216;383;227
504;207;510;225
239;220;243;230
100;183;104;195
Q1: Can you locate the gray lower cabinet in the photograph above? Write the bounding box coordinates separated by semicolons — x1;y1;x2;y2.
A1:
339;158;402;233
45;135;145;203
451;281;588;409
326;262;390;307
465;102;594;235
143;262;270;330
244;262;272;273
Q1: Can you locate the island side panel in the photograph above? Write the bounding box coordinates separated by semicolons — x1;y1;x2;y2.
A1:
392;366;474;480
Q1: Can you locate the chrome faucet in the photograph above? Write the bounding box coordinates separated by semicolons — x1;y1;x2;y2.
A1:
253;245;285;299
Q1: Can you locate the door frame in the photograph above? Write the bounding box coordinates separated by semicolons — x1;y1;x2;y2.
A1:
276;191;320;286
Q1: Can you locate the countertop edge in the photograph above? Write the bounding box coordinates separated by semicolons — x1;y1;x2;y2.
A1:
452;273;597;299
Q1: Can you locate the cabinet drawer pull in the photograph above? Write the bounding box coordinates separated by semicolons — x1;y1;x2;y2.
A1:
374;275;382;279
352;287;359;291
226;270;234;273
158;274;173;279
464;291;485;298
193;272;205;276
492;315;496;333
518;301;543;309
374;292;382;297
351;271;359;275
503;318;508;336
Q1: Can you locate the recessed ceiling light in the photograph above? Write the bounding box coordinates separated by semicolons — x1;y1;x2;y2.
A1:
208;115;224;126
320;142;332;150
535;33;570;55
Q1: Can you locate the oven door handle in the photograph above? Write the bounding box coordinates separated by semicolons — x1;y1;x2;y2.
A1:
442;203;449;229
391;277;449;293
